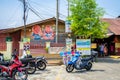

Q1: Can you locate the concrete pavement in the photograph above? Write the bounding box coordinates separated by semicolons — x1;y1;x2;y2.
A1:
28;58;120;80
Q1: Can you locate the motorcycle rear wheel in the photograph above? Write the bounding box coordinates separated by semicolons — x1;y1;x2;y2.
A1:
66;64;74;73
12;70;28;80
37;61;46;70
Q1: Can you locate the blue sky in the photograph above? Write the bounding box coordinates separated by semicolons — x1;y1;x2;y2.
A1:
0;0;120;29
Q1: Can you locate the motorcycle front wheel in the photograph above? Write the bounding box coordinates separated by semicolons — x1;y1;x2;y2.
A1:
27;62;36;74
12;70;28;80
66;64;74;73
37;61;46;70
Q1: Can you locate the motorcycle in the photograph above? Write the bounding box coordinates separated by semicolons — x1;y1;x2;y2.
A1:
0;51;36;74
20;54;47;74
20;56;37;74
35;56;47;70
66;52;93;73
0;52;28;80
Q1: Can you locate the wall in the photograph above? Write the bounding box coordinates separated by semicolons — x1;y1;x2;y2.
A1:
0;33;8;51
114;35;120;54
20;21;65;43
0;42;12;60
49;47;65;54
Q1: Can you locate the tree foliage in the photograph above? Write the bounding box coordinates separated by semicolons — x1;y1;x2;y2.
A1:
68;0;108;39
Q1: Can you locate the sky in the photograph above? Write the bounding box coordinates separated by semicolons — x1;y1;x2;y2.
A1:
0;0;120;29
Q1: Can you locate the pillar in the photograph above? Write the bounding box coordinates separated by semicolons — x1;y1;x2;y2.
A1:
19;41;24;56
4;42;12;60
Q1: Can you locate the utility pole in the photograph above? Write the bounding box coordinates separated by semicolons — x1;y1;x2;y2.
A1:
23;0;27;38
67;0;71;37
56;0;59;43
68;0;69;17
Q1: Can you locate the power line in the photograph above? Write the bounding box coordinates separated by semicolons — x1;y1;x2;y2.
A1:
27;2;44;20
29;0;56;17
18;0;67;27
29;0;56;11
29;0;67;19
105;12;116;18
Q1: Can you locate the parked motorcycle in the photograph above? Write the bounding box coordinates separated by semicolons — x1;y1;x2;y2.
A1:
21;54;47;73
66;52;93;73
20;57;37;74
35;56;47;70
0;53;28;80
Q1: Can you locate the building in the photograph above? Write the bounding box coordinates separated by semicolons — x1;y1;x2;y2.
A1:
98;18;120;55
0;17;120;58
0;17;67;58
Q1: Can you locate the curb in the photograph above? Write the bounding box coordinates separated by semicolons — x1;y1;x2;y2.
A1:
109;56;120;59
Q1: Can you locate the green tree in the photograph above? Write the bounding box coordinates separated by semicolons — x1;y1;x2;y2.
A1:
68;0;108;39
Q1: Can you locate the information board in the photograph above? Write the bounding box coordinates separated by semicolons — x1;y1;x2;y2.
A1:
76;39;91;55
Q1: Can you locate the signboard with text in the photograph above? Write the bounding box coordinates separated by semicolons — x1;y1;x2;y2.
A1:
76;39;91;55
66;38;72;51
65;20;71;33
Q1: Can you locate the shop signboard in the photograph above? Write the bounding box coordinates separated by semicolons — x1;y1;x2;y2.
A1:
91;43;97;49
23;38;30;43
115;43;120;48
76;39;91;55
23;38;31;55
65;20;71;33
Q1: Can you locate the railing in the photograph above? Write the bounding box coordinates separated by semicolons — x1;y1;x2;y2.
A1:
50;43;65;47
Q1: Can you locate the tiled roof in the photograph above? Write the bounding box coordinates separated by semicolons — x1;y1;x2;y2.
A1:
0;28;14;33
102;18;120;35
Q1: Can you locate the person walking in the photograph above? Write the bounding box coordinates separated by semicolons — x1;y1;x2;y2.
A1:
100;43;105;57
104;43;108;56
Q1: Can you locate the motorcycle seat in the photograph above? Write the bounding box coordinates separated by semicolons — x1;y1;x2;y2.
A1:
20;58;35;63
81;57;92;61
36;56;43;59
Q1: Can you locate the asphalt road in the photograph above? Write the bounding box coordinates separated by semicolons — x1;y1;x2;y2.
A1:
28;58;120;80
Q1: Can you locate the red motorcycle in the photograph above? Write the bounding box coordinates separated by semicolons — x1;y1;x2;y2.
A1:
0;52;28;80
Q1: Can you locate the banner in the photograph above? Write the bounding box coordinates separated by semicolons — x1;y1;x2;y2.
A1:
65;20;71;33
66;38;72;51
23;38;31;55
76;39;91;55
23;38;30;43
91;43;97;49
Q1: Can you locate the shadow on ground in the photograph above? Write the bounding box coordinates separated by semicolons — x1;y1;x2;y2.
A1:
29;69;50;75
0;77;13;80
72;69;105;73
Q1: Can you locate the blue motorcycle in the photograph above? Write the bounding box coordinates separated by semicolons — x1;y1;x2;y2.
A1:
66;52;93;73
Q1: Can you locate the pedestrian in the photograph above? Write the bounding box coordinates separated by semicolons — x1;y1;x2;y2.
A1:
104;43;108;56
71;46;75;56
100;43;105;57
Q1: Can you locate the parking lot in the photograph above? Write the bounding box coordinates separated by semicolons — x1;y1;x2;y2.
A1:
28;58;120;80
